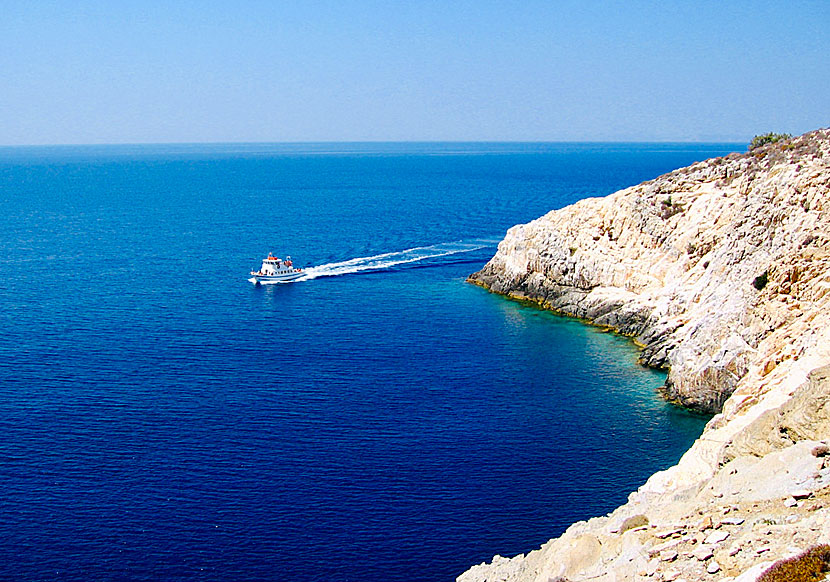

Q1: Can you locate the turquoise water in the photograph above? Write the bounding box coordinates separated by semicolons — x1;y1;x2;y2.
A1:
0;143;733;581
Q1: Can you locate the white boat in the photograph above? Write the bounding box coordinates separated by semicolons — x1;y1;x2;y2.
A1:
249;253;305;284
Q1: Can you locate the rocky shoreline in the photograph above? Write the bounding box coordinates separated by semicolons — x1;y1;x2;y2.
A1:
460;129;830;581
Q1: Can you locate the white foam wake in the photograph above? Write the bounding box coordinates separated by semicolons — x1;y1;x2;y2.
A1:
298;238;498;281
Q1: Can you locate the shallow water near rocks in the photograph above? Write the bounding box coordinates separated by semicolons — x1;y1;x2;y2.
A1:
0;142;734;581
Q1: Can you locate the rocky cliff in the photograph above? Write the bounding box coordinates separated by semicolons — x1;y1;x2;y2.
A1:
461;129;830;581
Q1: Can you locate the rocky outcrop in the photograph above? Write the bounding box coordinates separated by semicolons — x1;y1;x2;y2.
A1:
461;129;830;581
469;129;830;413
461;428;830;582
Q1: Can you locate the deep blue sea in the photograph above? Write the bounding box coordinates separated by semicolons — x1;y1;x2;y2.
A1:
0;142;739;581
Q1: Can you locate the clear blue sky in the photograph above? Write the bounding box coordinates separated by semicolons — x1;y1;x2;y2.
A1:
1;0;827;144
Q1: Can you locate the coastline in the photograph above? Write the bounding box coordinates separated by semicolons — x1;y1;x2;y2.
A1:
460;129;830;581
465;279;690;411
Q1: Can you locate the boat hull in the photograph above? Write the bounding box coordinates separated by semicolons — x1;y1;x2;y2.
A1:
249;271;305;285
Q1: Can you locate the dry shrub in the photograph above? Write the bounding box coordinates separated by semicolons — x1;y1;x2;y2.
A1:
757;545;830;582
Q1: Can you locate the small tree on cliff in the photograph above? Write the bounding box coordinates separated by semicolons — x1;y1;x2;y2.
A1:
749;132;793;151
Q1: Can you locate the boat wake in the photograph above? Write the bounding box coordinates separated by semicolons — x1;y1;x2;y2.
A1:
296;238;499;281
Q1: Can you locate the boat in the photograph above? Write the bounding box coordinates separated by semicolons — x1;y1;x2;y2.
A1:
249;253;305;284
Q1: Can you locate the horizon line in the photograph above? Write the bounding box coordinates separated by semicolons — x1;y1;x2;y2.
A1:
0;138;749;148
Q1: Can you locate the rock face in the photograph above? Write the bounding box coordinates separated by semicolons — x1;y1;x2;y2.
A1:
461;129;830;581
469;129;830;413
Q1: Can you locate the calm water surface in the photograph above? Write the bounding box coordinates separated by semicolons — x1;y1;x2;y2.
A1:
0;143;736;581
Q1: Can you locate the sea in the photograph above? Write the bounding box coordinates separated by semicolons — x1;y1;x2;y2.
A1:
0;142;740;581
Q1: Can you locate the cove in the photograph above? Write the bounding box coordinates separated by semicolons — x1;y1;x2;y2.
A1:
0;143;723;581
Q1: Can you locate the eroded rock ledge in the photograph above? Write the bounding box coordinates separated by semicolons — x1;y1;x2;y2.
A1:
461;129;830;581
469;129;830;414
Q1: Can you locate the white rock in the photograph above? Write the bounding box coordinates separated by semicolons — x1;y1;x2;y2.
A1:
704;531;729;545
650;539;683;555
458;129;830;582
693;545;714;561
730;562;775;582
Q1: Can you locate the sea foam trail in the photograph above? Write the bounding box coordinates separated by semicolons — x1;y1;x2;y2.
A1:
297;239;498;281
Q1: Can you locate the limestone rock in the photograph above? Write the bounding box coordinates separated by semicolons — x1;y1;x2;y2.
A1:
693;545;714;561
617;513;649;533
458;129;830;582
655;528;683;539
469;128;830;414
812;443;830;457
704;531;729;545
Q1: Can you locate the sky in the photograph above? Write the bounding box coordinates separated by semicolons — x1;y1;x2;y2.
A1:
0;0;827;144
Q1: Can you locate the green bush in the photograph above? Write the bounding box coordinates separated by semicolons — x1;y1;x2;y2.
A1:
749;132;793;151
658;197;684;219
753;271;769;291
